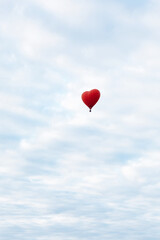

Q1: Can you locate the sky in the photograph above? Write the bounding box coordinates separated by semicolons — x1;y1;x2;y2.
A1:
0;0;160;239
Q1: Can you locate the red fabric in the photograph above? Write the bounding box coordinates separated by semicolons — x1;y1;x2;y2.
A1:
81;89;100;110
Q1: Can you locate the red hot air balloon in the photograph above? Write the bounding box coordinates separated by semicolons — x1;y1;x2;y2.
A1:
81;89;100;112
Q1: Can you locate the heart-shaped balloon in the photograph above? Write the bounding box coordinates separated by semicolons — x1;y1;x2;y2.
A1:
81;89;100;112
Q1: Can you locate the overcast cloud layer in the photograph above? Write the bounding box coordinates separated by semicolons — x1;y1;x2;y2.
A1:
0;0;160;239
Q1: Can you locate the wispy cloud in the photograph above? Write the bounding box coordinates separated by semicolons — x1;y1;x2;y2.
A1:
0;0;160;239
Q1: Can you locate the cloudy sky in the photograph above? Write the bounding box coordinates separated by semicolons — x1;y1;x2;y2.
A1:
0;0;160;239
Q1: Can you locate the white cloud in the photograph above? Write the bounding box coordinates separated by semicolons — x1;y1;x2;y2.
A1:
0;5;65;59
122;151;160;183
0;150;26;176
1;0;160;239
32;0;95;27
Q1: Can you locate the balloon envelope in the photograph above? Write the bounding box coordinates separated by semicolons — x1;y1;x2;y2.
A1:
81;89;100;111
